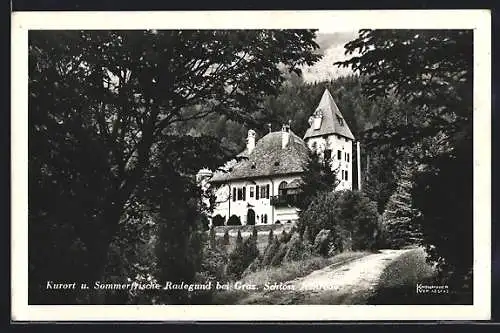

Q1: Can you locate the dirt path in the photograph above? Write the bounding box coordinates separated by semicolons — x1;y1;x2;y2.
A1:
286;249;411;304
240;249;411;305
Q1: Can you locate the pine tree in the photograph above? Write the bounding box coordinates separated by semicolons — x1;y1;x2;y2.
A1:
226;234;259;280
297;151;340;212
381;164;422;249
236;230;243;247
267;229;274;245
252;226;258;246
223;230;230;246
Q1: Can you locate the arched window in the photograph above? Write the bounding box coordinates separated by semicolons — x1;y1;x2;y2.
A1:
278;181;288;196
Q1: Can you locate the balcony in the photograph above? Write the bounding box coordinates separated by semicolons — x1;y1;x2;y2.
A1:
270;194;301;207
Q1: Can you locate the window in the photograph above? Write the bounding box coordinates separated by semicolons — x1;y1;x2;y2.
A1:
274;161;280;166
324;149;332;160
279;181;288;196
345;170;348;181
233;188;236;202
256;185;260;199
237;188;243;201
250;186;254;198
263;214;268;224
337;150;341;160
243;186;246;201
341;170;344;180
347;153;350;162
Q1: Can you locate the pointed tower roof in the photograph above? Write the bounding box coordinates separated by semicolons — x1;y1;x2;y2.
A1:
303;89;355;140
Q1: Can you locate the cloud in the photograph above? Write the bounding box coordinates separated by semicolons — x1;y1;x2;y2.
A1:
301;30;360;83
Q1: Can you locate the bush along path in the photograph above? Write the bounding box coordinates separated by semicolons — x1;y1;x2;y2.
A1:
237;249;412;305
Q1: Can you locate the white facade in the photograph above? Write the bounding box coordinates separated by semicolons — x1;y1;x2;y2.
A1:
211;174;301;226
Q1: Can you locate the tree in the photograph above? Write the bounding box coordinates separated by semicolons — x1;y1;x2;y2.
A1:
336;29;473;281
29;29;320;303
297;151;339;212
267;229;274;244
236;230;243;247
251;226;258;246
381;164;422;249
223;230;230;246
299;190;379;251
413;133;473;287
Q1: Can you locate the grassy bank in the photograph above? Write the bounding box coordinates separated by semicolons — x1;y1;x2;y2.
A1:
368;247;473;305
211;251;369;305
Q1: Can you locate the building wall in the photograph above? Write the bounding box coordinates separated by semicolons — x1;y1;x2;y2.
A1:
211;174;302;226
305;134;353;191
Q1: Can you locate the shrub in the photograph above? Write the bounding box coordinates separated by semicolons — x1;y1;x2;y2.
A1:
200;246;230;282
299;190;379;252
312;229;332;256
212;214;225;227
283;232;312;262
261;235;281;267
227;215;242;226
279;229;291;243
226;235;259;280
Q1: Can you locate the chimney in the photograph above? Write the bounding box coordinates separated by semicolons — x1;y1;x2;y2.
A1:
247;129;256;154
281;124;290;149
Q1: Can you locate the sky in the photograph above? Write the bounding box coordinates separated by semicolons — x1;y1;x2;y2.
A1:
300;30;359;83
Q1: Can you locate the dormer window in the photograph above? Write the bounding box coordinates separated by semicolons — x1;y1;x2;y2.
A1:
251;163;256;169
274;161;280;166
336;114;344;126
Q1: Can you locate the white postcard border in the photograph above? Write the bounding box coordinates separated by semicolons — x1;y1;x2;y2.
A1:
11;9;491;321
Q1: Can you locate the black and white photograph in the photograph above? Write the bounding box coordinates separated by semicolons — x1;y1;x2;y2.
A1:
11;10;491;321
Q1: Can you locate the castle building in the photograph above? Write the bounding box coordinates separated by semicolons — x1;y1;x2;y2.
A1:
202;88;355;226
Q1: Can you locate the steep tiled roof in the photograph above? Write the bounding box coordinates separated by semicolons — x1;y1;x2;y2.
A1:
303;89;355;140
210;131;309;183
